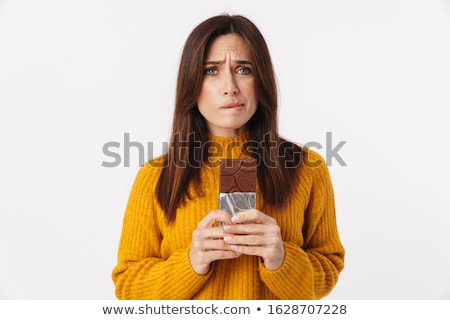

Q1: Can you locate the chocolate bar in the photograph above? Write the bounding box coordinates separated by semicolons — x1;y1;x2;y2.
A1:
219;158;257;214
219;158;257;193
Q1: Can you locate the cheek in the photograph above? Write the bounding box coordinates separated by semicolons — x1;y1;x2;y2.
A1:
197;93;214;119
197;83;215;107
246;85;258;109
242;79;257;100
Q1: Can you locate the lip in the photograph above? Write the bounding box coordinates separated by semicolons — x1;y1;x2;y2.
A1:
220;102;244;109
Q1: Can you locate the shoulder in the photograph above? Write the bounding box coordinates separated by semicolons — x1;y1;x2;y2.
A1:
299;147;333;189
146;154;167;170
301;147;327;170
131;155;167;190
277;137;327;172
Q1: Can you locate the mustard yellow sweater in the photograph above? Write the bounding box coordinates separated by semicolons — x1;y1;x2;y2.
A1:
112;133;345;299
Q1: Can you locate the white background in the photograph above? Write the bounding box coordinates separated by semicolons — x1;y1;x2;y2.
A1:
1;0;449;299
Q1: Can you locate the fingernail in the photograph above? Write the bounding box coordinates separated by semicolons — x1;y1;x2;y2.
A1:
223;236;232;242
231;215;240;223
223;225;231;231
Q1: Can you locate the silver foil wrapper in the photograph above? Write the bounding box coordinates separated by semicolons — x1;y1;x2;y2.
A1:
219;192;256;214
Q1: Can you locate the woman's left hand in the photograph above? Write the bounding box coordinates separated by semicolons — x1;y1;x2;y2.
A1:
222;209;285;270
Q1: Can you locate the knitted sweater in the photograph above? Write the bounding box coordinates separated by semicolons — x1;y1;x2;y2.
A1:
112;133;345;299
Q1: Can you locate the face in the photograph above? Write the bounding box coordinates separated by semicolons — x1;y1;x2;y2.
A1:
197;33;258;137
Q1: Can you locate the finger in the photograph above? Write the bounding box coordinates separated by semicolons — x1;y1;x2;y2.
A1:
229;244;285;270
229;244;263;257
231;209;277;225
216;243;284;271
189;246;241;274
192;227;227;241
197;210;232;229
223;234;278;247
223;223;281;237
202;249;242;262
228;242;283;257
192;238;237;252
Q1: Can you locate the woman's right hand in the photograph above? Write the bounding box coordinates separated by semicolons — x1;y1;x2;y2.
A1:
189;210;241;275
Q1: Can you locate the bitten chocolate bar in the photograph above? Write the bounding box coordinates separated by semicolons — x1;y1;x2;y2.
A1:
219;158;257;214
219;158;257;193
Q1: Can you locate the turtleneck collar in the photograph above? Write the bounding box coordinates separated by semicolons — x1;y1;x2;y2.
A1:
206;131;251;160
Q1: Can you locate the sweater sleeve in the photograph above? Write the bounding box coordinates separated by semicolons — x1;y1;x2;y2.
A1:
111;162;211;299
259;150;345;299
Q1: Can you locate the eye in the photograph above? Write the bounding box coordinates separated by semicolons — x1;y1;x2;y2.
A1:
204;68;218;75
236;67;252;75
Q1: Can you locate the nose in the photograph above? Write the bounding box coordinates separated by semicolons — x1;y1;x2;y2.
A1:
221;70;239;96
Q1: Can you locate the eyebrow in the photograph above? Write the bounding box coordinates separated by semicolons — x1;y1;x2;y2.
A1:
204;60;253;65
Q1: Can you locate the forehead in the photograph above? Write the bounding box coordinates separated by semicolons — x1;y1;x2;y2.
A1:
206;33;252;59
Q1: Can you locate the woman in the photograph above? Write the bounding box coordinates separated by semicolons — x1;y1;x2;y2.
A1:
112;14;345;300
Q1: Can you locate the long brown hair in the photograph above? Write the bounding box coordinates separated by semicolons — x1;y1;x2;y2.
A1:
156;14;302;222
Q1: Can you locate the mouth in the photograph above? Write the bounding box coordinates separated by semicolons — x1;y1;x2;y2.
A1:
220;102;244;109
